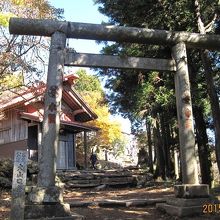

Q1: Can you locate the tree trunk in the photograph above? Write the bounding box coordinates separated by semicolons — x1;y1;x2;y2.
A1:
84;131;88;169
187;49;213;186
194;107;212;186
169;123;180;179
201;50;220;173
153;119;166;180
166;120;175;178
160;112;173;179
146;121;154;173
194;0;220;173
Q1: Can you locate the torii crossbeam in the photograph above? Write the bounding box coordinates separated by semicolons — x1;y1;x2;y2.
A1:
10;18;220;50
64;52;176;71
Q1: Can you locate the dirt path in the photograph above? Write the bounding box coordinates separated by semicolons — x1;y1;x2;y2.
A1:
65;186;219;220
72;206;219;220
66;186;172;220
64;185;173;202
1;186;220;219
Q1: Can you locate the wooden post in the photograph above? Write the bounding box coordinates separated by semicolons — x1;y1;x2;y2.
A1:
172;42;199;184
84;131;88;169
10;150;28;220
38;31;66;187
73;133;76;168
37;123;42;163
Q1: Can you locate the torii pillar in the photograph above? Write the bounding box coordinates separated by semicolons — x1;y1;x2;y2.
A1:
19;31;80;219
172;42;198;184
38;31;66;187
157;42;212;216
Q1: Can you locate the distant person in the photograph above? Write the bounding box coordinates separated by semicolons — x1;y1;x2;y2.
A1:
137;147;148;167
90;152;97;169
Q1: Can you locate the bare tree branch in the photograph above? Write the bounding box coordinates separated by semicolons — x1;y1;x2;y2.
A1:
205;13;217;33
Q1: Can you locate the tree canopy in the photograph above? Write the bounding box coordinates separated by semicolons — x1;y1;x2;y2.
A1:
0;0;63;88
74;69;123;149
94;0;220;183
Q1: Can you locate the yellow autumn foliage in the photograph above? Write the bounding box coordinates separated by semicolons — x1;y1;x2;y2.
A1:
1;0;56;22
74;69;123;149
11;0;26;5
0;0;36;29
0;73;23;92
0;12;15;27
82;91;122;148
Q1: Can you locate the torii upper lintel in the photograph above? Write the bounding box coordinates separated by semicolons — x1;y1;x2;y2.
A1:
9;17;220;50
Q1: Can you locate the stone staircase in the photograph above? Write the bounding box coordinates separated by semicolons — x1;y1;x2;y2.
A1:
57;168;153;188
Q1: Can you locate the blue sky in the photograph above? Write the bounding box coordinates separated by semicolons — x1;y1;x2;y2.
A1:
49;0;131;133
50;0;107;23
49;0;108;53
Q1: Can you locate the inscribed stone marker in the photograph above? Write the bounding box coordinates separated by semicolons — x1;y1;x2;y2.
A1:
10;150;28;220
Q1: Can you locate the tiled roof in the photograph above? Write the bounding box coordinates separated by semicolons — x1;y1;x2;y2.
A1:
0;74;97;122
0;84;45;111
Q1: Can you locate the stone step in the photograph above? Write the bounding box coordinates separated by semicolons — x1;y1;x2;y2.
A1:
26;214;84;220
98;198;165;207
65;175;136;188
166;197;213;207
68;198;166;208
156;203;204;217
58;169;153;188
60;172;132;180
156;194;220;217
66;182;101;188
66;181;134;188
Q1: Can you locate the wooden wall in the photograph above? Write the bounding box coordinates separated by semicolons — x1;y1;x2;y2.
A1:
0;139;27;159
0;109;28;145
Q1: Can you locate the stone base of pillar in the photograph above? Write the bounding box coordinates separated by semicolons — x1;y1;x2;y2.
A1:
26;186;64;203
24;186;84;220
156;197;215;217
24;203;83;219
174;184;210;198
156;184;219;217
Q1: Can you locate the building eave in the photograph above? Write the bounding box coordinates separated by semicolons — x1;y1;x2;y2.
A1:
19;112;99;132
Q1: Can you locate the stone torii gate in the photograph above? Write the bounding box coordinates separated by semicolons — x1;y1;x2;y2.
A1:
9;18;220;218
